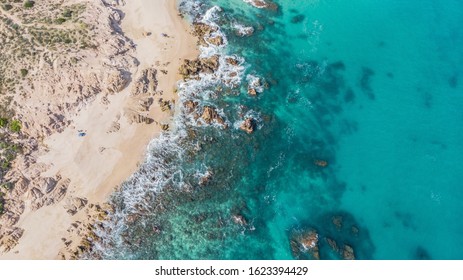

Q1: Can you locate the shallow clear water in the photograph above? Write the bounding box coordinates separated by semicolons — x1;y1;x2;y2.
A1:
90;0;463;259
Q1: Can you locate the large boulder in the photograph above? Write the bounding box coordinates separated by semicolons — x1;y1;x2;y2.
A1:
240;118;255;134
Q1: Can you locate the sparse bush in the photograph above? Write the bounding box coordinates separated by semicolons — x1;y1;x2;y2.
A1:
24;1;35;8
63;10;73;18
55;17;66;24
9;120;21;132
0;118;7;128
20;68;28;77
2;4;13;11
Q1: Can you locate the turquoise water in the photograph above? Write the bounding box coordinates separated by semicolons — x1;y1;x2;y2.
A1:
89;0;463;259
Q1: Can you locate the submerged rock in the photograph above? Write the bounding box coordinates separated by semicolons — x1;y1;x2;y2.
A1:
314;159;328;167
342;245;355;260
232;214;247;226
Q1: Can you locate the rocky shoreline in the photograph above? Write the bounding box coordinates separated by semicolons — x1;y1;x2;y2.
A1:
0;0;198;259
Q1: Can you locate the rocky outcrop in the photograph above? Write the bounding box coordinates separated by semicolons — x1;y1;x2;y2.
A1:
124;110;154;125
193;23;218;46
0;227;24;253
158;98;172;112
131;68;158;96
200;106;226;127
105;69;129;93
184;100;198;114
64;196;88;216
58;203;114;260
179;55;220;78
240;118;255;134
290;229;320;260
207;36;224;46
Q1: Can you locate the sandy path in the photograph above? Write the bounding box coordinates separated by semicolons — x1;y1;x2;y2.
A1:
0;0;197;259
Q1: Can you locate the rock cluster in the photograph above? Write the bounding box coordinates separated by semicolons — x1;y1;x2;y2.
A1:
131;68;158;96
105;69;129;93
179;55;220;78
58;203;114;260
200;106;226;127
192;23;224;47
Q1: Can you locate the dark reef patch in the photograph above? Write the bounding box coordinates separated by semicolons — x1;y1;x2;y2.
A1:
415;246;432;260
291;14;305;24
359;67;376;100
448;74;458;88
344;88;355;103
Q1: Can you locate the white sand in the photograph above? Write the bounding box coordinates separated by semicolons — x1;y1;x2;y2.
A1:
0;0;197;259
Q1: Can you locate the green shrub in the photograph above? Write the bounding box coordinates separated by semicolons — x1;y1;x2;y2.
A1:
2;4;13;11
0;118;7;128
20;68;28;77
62;10;73;18
24;1;35;8
9;120;21;132
55;17;66;24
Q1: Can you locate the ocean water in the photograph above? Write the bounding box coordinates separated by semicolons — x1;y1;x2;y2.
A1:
88;0;463;259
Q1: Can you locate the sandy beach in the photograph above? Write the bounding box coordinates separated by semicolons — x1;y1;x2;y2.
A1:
0;0;198;259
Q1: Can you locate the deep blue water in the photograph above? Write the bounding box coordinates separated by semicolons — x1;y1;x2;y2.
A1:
89;0;463;259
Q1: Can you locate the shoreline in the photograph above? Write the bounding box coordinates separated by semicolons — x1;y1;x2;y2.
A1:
0;0;198;259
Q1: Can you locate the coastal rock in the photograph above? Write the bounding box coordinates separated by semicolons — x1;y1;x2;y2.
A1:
226;57;240;66
200;106;225;127
160;124;169;131
244;0;279;10
105;69;129;93
234;25;254;37
0;212;20;228
131;68;158;96
107;121;121;133
325;237;340;253
179;56;220;78
207;36;224;46
158;98;172;112
332;215;343;230
29;187;44;200
314;159;328;167
193;23;218;46
240;118;255;134
290;229;320;260
247;75;265;96
184;100;198;113
342;245;355;260
13;177;29;196
244;0;269;8
199;170;213;186
65;196;88;216
0;227;24;253
124;110;154;125
232;214;248;226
